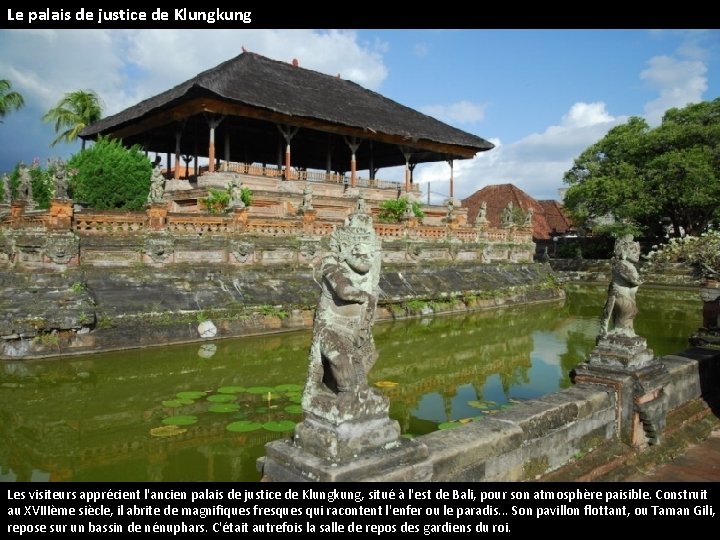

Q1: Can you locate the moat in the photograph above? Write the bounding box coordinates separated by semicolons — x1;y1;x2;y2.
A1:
0;285;701;482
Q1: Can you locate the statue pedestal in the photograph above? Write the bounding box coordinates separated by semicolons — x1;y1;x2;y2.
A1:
587;334;655;370
575;335;669;448
260;387;430;482
261;436;430;482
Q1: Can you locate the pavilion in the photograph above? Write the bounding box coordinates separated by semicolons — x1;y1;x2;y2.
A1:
80;51;494;197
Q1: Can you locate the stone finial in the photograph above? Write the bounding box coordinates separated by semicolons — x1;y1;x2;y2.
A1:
53;159;69;199
298;183;313;213
475;200;488;225
501;201;514;227
17;162;35;209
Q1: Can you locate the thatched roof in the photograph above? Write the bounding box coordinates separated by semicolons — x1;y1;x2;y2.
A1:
81;52;494;171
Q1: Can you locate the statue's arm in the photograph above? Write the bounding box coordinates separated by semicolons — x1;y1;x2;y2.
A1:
616;261;642;286
324;264;369;303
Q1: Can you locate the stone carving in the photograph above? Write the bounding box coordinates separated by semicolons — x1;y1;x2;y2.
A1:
445;198;455;222
53;159;69;199
228;178;246;210
1;173;11;204
294;202;401;460
305;208;381;398
475;200;488;225
145;235;175;263
599;234;642;338
17;162;35;208
501;201;513;227
524;207;533;227
298;184;313;213
44;233;79;264
230;240;255;264
147;163;165;203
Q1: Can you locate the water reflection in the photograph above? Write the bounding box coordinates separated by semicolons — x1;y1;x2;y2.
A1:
0;285;701;482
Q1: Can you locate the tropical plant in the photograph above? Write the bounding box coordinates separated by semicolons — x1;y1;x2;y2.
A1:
67;136;151;210
0;79;25;122
377;197;424;223
42;89;103;149
563;98;720;238
645;228;720;279
201;188;231;214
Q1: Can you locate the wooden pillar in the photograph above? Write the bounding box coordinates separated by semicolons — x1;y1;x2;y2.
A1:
277;125;299;181
206;115;224;174
368;141;375;180
447;159;454;199
326;139;333;175
166;152;171;175
174;130;182;180
344;136;361;188
399;147;412;194
224;122;231;164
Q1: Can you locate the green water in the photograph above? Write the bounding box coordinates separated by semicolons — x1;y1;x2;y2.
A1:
0;285;701;482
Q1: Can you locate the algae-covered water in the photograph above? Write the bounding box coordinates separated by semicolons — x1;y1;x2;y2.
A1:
0;285;701;482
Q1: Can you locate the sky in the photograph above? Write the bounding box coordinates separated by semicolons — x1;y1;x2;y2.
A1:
0;29;718;204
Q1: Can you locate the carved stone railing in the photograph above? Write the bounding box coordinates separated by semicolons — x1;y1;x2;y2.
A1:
74;211;146;234
166;214;232;234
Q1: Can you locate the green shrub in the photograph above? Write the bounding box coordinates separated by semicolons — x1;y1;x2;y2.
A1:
67;137;152;210
201;188;231;214
377;197;424;223
7;160;53;209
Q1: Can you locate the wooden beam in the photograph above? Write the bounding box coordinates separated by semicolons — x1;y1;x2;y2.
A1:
99;97;483;159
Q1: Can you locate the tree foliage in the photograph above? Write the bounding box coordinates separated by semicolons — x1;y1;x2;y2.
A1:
563;98;720;237
0;79;25;122
42;90;103;149
7;159;54;209
67;137;151;210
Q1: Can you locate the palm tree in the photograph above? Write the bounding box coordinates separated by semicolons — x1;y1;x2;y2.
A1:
0;79;25;122
42;90;103;149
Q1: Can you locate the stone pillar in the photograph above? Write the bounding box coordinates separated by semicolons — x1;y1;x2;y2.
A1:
300;208;317;234
231;207;248;232
447;159;454;200
48;199;73;230
146;202;168;231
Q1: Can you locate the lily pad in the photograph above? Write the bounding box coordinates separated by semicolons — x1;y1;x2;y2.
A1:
161;415;198;426
467;400;490;410
178;398;195;405
226;420;262;433
207;394;236;403
150;425;187;438
161;400;185;408
274;383;303;392
263;420;296;432
374;380;399;389
247;386;275;394
208;403;240;413
176;391;206;400
284;404;303;414
287;394;302;403
217;386;247;394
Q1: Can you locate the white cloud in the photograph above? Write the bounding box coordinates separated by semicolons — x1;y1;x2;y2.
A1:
421;101;487;124
641;55;708;125
411;103;624;203
0;29;389;170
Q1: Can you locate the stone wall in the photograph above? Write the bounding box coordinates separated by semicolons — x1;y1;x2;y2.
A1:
313;346;718;481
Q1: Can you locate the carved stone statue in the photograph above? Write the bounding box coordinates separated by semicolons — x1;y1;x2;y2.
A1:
599;234;642;338
147;163;165;203
293;202;401;461
17;162;35;209
1;173;10;204
501;201;514;227
475;200;488;225
305;208;380;398
446;198;455;221
524;207;534;227
298;183;313;212
228;178;246;209
53;159;68;199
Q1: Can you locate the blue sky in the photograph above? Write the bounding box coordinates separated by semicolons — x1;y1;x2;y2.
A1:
1;29;718;203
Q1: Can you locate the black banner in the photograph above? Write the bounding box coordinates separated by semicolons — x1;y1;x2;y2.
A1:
3;483;718;536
